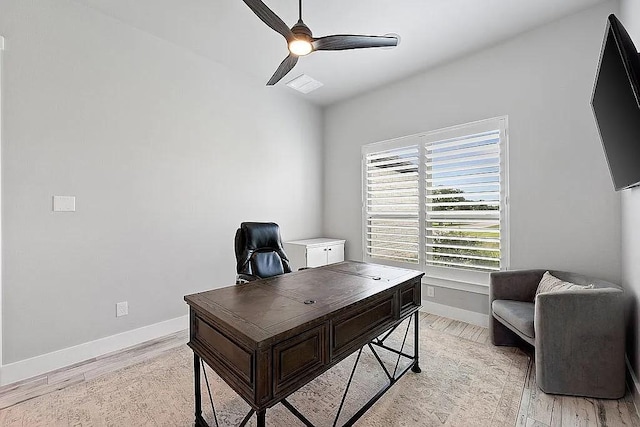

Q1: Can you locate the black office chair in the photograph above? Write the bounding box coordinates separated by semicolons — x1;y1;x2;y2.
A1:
234;222;292;283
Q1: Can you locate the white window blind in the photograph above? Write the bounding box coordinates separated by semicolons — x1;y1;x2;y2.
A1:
425;130;501;272
364;145;420;264
363;117;509;282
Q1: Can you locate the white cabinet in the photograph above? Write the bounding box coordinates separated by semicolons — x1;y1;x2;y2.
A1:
284;238;346;271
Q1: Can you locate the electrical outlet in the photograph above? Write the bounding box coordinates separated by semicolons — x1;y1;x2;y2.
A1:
426;286;435;298
116;301;128;317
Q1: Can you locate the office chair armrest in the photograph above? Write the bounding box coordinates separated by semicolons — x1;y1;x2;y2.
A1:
236;273;260;284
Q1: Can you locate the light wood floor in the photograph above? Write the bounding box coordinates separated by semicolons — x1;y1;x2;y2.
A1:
0;329;189;410
420;313;640;427
0;313;638;427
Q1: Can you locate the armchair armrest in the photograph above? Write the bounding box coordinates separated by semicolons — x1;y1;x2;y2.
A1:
490;269;545;303
535;288;625;397
535;288;624;347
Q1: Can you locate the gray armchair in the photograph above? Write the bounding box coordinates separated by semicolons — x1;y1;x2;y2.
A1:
490;269;625;399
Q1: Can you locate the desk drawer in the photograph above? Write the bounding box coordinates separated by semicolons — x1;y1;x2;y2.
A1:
194;316;253;386
400;279;421;316
273;325;326;395
330;294;395;359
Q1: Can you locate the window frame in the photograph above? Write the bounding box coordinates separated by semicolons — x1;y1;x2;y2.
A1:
362;117;510;287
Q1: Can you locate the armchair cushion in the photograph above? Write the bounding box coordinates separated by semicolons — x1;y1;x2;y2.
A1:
492;300;535;339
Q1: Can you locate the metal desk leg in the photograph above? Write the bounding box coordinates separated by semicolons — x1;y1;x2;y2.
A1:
194;353;208;427
411;311;421;373
257;409;266;427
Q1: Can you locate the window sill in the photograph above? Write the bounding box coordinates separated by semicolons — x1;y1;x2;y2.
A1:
422;275;489;295
362;256;491;295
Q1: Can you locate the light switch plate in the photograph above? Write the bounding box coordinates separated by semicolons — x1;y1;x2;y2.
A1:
53;196;75;212
116;301;128;317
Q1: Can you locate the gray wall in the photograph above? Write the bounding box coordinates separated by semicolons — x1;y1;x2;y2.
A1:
0;0;323;364
323;1;621;314
620;0;640;382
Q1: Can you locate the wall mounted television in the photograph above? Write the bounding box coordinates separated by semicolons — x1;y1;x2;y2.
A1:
591;14;640;191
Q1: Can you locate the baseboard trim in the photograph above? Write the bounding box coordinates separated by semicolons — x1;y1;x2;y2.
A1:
626;355;640;419
420;300;489;328
0;315;189;386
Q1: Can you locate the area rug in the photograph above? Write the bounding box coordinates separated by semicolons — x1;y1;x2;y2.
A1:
0;322;529;426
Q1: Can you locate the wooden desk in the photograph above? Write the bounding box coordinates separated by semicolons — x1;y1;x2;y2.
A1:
184;261;424;426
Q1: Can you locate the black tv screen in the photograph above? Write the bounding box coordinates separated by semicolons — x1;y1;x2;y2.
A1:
591;14;640;191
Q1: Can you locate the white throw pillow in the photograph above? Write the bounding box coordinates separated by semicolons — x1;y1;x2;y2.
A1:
535;271;594;296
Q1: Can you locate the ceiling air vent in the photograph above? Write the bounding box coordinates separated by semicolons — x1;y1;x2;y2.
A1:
286;74;323;94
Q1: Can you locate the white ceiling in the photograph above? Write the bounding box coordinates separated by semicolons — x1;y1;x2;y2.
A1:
75;0;606;106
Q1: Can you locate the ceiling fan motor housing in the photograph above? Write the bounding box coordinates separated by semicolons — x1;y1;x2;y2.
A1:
291;19;312;40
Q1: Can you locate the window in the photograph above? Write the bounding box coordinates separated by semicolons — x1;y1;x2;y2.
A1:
362;117;509;284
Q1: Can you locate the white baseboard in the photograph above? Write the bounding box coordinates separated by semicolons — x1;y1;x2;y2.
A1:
0;315;189;386
420;300;489;328
626;355;640;419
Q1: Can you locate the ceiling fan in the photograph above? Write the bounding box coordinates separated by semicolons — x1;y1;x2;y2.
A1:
242;0;399;85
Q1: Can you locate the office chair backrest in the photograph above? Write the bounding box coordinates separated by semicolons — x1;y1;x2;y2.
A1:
235;222;292;279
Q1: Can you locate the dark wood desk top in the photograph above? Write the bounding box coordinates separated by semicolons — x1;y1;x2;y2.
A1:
184;261;422;348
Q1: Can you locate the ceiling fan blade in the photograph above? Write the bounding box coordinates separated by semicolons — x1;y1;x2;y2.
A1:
312;34;398;51
242;0;294;42
267;54;299;85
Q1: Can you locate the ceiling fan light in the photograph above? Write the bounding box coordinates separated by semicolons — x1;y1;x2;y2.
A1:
289;39;312;56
